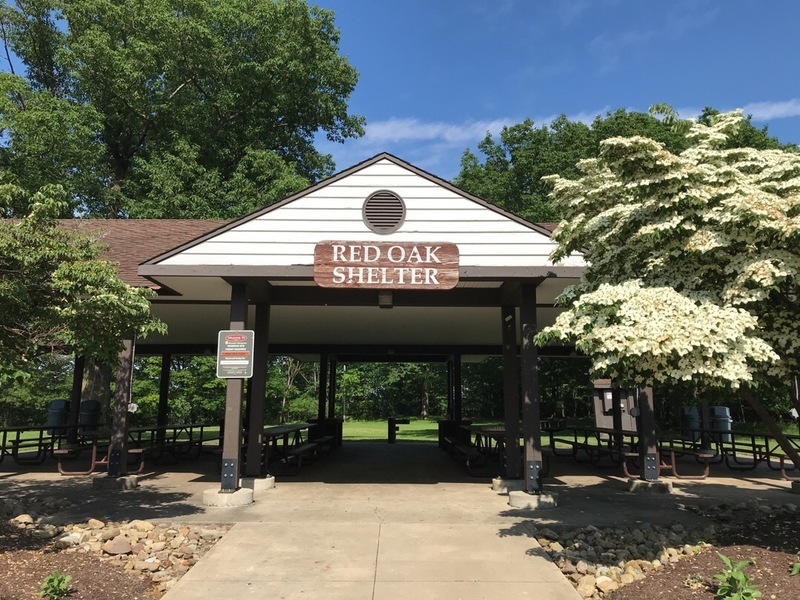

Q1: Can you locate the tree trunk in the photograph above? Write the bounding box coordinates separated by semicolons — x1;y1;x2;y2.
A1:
790;376;800;436
81;358;111;425
742;387;800;469
280;358;303;423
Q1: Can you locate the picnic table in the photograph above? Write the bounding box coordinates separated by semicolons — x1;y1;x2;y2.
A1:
442;424;556;477
53;423;218;475
128;423;220;462
0;425;71;465
262;422;335;473
549;425;639;466
53;429;146;476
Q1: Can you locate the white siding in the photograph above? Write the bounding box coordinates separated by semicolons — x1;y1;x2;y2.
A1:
160;158;584;268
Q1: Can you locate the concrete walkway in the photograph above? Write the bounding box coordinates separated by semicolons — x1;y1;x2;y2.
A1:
4;440;798;599
162;442;580;600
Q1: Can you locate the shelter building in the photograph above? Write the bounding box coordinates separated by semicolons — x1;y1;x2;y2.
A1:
76;153;662;494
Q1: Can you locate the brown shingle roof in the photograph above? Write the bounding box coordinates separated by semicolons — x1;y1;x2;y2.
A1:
60;219;229;288
57;217;558;289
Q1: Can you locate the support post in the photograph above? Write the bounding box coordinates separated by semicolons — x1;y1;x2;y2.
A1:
328;358;337;420
318;354;329;422
611;388;623;455
108;336;135;478
520;283;543;494
502;305;521;479
156;352;171;447
220;282;248;492
446;358;454;419
789;376;800;436
67;355;85;443
453;354;462;424
700;397;712;449
244;300;270;477
637;387;659;481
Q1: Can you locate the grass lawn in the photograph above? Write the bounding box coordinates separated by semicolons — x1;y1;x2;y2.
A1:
342;419;440;442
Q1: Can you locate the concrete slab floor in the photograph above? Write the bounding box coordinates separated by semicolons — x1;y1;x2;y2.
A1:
3;441;798;600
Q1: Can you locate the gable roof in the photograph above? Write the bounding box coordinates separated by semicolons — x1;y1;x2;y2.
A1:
140;153;582;277
61;219;228;288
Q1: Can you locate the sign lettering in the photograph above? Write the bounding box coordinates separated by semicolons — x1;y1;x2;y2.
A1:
314;241;459;290
216;330;255;378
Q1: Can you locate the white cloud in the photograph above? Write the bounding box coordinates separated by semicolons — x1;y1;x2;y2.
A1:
669;100;800;123
365;117;517;144
741;99;800;121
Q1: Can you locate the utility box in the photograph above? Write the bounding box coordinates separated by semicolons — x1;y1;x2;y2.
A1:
592;381;638;431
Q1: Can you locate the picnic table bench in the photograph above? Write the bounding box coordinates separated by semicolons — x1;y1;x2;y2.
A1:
0;425;76;466
129;423;220;463
622;442;716;480
550;426;638;467
444;425;553;478
442;434;487;476
706;430;770;471
262;422;334;474
52;423;218;475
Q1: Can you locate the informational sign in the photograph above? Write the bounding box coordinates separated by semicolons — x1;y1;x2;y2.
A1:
313;241;459;290
216;330;255;378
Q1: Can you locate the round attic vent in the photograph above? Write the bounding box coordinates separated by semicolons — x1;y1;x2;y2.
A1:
362;190;406;233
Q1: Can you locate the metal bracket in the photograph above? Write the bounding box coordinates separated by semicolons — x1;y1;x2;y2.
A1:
220;458;238;492
644;452;658;481
107;448;121;478
525;460;542;494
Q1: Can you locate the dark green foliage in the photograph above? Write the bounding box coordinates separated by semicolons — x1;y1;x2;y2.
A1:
0;191;164;383
131;355;226;425
0;355;72;426
454;108;788;222
336;362;447;421
0;0;364;218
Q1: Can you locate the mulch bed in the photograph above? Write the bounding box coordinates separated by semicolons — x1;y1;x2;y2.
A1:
1;507;798;600
610;511;800;599
0;521;158;600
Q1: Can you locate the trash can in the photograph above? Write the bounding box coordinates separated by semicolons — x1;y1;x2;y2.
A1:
680;406;701;441
78;400;101;429
711;405;733;443
47;399;70;434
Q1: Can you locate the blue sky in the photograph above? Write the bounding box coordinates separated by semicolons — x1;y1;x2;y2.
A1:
314;0;800;180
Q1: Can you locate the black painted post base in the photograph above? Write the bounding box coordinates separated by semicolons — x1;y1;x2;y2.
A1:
220;458;239;492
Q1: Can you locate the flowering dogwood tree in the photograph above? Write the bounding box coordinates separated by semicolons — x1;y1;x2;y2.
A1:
536;111;800;463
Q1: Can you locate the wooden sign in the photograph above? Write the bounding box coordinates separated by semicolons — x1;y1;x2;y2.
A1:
314;241;459;290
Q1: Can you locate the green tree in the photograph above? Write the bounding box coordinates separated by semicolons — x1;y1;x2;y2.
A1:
0;0;364;218
536;110;800;462
454;108;787;222
0;355;72;425
131;355;226;425
0;185;165;384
